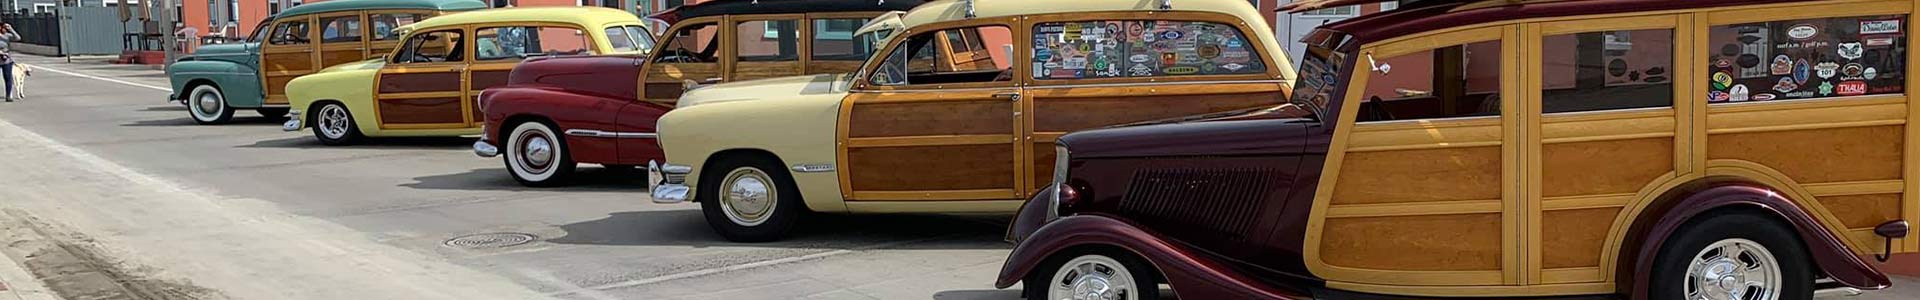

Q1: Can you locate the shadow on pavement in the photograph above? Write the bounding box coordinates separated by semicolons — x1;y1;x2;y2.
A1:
139;105;186;111
239;135;472;150
545;210;1014;250
401;167;649;192
931;289;1022;300
122;116;279;127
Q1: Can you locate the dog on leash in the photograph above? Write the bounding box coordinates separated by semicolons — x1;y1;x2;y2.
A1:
11;63;28;100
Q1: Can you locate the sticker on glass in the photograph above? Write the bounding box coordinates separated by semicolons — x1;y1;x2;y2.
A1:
1815;62;1839;79
1861;19;1902;35
1769;55;1793;75
1836;81;1868;95
1711;72;1734;90
1772;77;1800;93
1786;24;1819;40
1838;42;1864;60
1730;84;1751;101
1792;58;1810;83
1752;93;1777;101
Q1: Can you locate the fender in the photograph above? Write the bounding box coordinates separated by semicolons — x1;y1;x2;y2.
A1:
995;215;1312;299
166;60;264;107
480;86;655;164
1620;179;1890;299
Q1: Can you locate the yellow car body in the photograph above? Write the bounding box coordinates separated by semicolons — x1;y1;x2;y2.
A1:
284;6;654;143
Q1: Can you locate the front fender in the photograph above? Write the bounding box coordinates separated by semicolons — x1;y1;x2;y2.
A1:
996;215;1311;299
656;94;847;212
481;85;663;164
285;69;376;132
1622;180;1891;299
167;60;262;106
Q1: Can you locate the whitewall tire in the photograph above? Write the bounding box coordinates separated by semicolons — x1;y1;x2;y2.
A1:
504;121;575;186
186;84;233;124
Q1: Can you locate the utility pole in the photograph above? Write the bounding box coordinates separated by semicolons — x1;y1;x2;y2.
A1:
156;0;175;63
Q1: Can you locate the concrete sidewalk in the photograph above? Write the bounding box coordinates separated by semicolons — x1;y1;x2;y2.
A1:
0;232;58;300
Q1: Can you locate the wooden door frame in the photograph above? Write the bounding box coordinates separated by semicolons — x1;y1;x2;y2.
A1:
258;14;319;106
372;26;473;130
365;9;438;58
837;17;1029;201
638;16;727;104
726;13;805;81
803;11;889;74
313;11;370;66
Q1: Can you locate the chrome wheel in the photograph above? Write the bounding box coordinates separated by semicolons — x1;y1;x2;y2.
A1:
517;131;554;172
316;104;352;140
1047;255;1140;300
186;85;230;123
195;91;220;115
1684;238;1781;300
504;121;574;185
718;167;777;226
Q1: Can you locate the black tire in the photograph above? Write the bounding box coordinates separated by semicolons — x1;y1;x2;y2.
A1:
1649;212;1813;300
186;84;234;124
698;155;804;242
1023;251;1161;300
503;120;576;187
311;102;364;146
257;108;290;121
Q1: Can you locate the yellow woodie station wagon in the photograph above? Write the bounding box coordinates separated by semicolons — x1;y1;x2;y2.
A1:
282;6;654;145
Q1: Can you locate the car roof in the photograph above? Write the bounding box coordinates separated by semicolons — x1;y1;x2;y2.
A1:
647;0;926;24
899;0;1295;81
1311;0;1807;47
273;0;486;19
407;6;644;31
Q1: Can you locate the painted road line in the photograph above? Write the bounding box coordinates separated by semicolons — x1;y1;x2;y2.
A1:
25;64;171;92
546;233;962;297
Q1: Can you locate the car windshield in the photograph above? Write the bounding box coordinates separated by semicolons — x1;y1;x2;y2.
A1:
1290;44;1345;120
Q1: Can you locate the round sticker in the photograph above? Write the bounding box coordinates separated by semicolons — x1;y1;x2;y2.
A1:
1815;62;1839;79
1864;67;1878;80
1711;72;1734;90
1772;77;1801;93
1197;45;1221;59
1730;84;1751;102
1786;24;1819;40
1843;63;1864;77
1709;91;1730;102
1769;55;1793;75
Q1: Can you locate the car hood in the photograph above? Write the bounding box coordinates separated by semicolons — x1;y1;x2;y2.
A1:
676;73;851;108
192;43;255;56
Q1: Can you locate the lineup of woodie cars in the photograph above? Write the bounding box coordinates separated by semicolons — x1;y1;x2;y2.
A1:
162;0;1920;298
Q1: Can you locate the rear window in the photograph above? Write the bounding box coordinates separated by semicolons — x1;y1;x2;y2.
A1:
1031;20;1265;79
1706;15;1907;103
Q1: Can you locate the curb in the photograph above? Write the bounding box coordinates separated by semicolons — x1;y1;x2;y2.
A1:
0;211;59;300
0;210;138;300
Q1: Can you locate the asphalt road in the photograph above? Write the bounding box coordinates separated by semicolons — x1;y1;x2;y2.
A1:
0;55;1020;300
1;54;1916;300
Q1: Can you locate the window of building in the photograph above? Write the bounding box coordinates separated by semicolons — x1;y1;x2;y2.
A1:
369;13;423;41
813;18;876;61
394;30;464;63
1355;40;1503;122
736;19;798;62
474;26;592;60
1300;6;1357;17
1541;29;1674;113
655;22;718;63
267;19;310;45
1706;15;1907;103
871;25;1012;86
1030;20;1266;80
318;15;362;43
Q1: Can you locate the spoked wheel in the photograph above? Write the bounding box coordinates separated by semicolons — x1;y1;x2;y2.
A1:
1651;213;1812;300
1025;253;1159;300
699;155;803;242
186;85;233;124
312;102;363;145
504;121;575;186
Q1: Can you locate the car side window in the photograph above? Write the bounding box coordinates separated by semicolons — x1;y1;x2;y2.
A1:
1355;39;1504;122
318;15;363;43
812;18;872;61
624;25;656;55
474;26;593;61
394;30;465;63
606;26;638;52
654;22;719;63
1541;29;1674;113
1031;20;1265;79
871;25;1013;86
1706;15;1908;103
269;19;311;45
735;19;800;62
369;13;424;41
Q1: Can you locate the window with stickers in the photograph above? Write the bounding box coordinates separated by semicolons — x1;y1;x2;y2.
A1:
1030;20;1265;80
1706;15;1907;103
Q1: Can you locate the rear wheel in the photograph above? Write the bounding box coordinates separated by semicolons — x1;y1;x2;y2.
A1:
186;84;233;124
1650;212;1813;300
699;155;803;242
1024;253;1159;300
312;102;363;146
504;121;576;186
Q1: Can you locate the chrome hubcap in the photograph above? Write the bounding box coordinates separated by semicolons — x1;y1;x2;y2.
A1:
317;105;350;139
195;92;220;115
1049;255;1137;300
1685;238;1781;300
523;136;553;166
719;168;776;226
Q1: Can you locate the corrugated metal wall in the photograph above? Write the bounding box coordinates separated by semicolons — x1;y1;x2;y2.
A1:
57;7;144;55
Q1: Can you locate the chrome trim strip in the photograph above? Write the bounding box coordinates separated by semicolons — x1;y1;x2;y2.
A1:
170;71;258;76
789;164;835;173
563;129;658;139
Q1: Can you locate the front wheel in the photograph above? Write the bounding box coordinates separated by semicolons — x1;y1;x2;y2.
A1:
503;121;576;187
311;102;364;146
699;156;803;242
1025;253;1160;300
1650;213;1813;300
186;84;234;124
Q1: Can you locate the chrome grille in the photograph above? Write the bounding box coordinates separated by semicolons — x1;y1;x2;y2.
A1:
1118;168;1278;240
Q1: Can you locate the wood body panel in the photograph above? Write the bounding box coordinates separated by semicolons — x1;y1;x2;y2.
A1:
1321;213;1505;271
376;97;464;124
735;61;803;81
1028;84;1284;132
1707;125;1904;184
847;144;1015;191
1541;138;1673;197
1541;207;1621;269
1331;146;1503;205
378;72;464;93
1819;193;1905;229
847;100;1013;137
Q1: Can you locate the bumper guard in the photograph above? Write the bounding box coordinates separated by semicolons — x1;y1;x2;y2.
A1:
649;160;692;204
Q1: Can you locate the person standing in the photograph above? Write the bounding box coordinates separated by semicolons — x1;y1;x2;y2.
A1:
1;23;18;102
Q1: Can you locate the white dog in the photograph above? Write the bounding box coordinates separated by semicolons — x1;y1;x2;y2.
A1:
9;63;26;100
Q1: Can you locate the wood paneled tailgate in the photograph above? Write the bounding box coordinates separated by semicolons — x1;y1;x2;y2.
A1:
1705;96;1909;254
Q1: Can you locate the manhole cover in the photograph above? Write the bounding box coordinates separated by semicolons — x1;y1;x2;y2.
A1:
444;232;537;249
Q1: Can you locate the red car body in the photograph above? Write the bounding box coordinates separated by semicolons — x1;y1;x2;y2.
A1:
478;55;671;167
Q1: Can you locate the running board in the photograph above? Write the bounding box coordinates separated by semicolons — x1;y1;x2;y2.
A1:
1815;278;1863;297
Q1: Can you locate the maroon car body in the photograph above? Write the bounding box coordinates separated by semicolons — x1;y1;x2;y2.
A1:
478;54;667;168
997;0;1909;299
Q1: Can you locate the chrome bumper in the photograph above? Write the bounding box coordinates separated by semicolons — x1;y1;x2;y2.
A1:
649;160;692;204
281;109;302;132
473;140;499;157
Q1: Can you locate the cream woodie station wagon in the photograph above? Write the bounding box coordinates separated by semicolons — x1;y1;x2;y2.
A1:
648;0;1296;241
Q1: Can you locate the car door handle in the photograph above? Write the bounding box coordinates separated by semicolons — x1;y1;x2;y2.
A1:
991;91;1021;101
